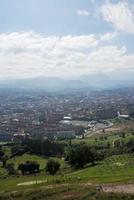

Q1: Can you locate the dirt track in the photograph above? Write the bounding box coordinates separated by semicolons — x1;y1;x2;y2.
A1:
102;184;134;194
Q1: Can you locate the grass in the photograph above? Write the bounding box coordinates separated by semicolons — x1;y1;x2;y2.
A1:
0;153;70;191
0;130;134;198
7;154;48;169
0;183;134;200
3;146;11;156
68;154;134;183
0;154;133;193
6;153;67;169
59;131;134;146
0;153;133;200
0;165;7;177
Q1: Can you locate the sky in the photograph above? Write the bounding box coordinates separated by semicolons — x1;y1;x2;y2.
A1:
0;0;134;79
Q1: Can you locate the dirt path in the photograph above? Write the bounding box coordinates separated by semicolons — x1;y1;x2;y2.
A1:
2;181;134;196
102;184;134;194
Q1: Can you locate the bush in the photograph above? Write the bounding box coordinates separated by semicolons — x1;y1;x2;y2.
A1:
0;150;4;159
66;144;98;168
11;145;29;157
6;163;16;175
45;159;60;175
18;161;40;175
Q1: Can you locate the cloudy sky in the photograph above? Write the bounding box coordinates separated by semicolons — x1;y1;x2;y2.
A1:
0;0;134;79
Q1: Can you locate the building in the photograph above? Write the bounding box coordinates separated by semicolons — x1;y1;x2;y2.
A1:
13;133;29;142
117;111;129;119
60;116;72;125
0;133;12;141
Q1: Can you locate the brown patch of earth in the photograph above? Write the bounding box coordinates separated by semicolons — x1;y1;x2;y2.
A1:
105;127;121;132
62;193;78;199
102;184;134;194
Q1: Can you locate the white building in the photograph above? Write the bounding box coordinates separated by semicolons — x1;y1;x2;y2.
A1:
60;116;72;125
117;111;129;119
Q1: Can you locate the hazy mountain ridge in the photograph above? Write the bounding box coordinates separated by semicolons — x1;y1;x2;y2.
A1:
0;73;134;91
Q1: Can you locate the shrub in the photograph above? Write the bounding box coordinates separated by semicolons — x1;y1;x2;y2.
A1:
45;159;60;175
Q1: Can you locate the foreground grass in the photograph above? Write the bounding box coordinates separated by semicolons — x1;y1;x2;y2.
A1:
0;183;134;200
0;154;134;193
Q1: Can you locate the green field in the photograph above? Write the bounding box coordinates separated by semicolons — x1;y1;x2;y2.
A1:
59;131;134;146
0;135;134;200
68;154;134;183
0;153;134;193
8;154;54;169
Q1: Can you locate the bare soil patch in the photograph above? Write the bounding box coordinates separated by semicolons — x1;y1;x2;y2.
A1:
102;184;134;194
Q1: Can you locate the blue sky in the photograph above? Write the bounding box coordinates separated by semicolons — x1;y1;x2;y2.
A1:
0;0;110;35
0;0;134;79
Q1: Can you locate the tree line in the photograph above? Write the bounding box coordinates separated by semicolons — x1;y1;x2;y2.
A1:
23;139;65;156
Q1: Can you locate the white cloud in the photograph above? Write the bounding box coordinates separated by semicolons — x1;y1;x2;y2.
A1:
77;10;90;16
101;1;134;34
100;32;118;41
58;35;98;49
0;31;134;79
87;46;128;68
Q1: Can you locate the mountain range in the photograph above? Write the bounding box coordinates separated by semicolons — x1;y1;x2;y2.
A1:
0;72;134;92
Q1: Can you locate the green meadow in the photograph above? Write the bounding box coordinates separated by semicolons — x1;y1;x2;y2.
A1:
0;153;134;193
0;131;134;199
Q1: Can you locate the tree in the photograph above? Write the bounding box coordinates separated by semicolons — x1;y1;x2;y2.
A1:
125;139;134;153
18;161;40;175
45;159;60;175
74;126;84;136
24;139;65;156
18;163;26;175
6;163;16;175
28;161;40;174
66;144;97;168
1;155;8;167
0;150;4;159
11;145;29;157
129;110;134;118
120;132;126;138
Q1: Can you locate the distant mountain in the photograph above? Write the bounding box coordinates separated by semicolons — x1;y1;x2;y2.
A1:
80;73;134;89
0;77;87;92
80;73;111;88
0;73;134;92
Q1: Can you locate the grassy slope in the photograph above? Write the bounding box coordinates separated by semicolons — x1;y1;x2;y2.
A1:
0;129;134;199
59;132;134;146
0;184;134;200
7;153;68;171
7;154;48;169
0;154;133;193
68;154;134;183
0;153;70;192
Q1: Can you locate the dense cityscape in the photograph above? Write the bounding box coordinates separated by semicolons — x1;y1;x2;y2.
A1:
0;88;134;141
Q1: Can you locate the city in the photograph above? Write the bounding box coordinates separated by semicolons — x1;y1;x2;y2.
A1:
0;0;134;199
0;88;133;142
